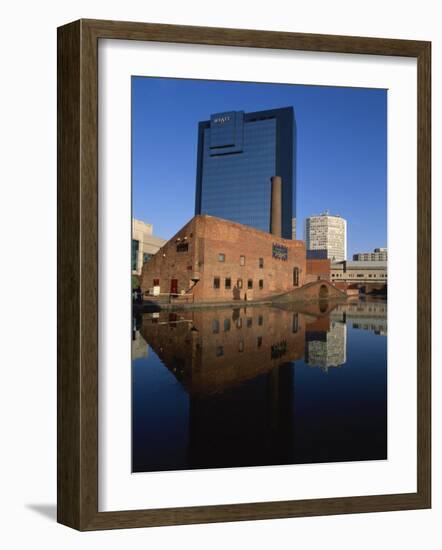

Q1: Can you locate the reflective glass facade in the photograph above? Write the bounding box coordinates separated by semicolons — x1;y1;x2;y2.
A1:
195;107;295;239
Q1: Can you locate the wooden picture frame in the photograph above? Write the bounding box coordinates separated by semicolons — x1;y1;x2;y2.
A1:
57;18;431;530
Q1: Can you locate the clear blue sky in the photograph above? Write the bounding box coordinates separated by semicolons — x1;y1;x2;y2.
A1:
132;77;387;257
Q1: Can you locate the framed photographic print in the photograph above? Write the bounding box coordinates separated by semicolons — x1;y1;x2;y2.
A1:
57;19;431;530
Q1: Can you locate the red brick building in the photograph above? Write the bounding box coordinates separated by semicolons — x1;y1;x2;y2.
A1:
306;258;331;281
140;214;318;303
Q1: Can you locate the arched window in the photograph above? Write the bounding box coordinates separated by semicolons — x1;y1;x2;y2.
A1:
319;284;329;300
292;313;299;333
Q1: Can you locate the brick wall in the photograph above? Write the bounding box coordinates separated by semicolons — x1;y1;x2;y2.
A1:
141;215;308;303
306;258;331;283
140;217;198;296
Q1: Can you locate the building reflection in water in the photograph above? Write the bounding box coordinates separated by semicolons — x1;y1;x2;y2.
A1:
132;315;149;360
305;318;347;372
132;299;387;472
330;300;388;335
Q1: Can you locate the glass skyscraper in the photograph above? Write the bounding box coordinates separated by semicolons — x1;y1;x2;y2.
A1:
195;107;296;239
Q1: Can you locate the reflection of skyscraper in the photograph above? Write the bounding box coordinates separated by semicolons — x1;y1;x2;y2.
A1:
195;108;296;239
136;306;303;471
305;320;347;371
133;304;387;472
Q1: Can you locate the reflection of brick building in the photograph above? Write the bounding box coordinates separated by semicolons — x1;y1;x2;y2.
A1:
138;305;307;470
140;214;311;303
140;306;306;394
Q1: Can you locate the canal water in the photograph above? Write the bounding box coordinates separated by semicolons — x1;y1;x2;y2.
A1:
132;299;387;472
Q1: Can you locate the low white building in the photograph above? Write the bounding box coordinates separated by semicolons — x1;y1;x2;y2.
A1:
132;219;166;276
331;260;387;283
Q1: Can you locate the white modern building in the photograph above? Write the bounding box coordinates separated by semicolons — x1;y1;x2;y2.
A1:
132;219;166;276
304;211;347;262
331;260;388;283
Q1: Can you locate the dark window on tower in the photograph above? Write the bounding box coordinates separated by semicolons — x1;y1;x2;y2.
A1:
258;315;263;326
225;277;231;289
213;277;220;289
176;242;189;252
224;319;231;332
259;279;264;290
248;279;253;289
293;267;300;286
259;257;264;268
257;336;262;348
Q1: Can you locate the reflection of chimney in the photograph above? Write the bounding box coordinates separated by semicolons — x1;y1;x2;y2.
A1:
270;176;282;237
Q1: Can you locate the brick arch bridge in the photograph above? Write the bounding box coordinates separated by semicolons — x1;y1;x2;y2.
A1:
271;279;347;304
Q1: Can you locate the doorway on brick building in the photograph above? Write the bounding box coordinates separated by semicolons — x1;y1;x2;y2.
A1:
170;279;178;295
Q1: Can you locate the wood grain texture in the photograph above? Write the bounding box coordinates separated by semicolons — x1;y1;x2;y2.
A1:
416;42;431;508
57;20;81;529
82;18;428;56
57;19;431;531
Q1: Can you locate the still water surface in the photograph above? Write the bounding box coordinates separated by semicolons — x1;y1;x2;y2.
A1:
132;299;387;472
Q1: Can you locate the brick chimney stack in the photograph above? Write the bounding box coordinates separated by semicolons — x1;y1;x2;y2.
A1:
270;176;282;237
